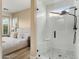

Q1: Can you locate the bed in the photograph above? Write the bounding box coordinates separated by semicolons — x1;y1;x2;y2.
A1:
2;36;30;55
2;28;30;56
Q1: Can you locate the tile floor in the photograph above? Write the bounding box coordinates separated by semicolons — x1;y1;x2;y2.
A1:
3;47;30;59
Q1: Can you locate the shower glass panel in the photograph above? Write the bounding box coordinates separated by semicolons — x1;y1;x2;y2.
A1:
37;0;77;59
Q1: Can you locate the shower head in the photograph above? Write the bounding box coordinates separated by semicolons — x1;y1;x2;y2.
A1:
51;10;75;16
51;10;68;15
60;10;68;15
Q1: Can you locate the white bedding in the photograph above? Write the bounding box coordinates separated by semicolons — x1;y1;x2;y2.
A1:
2;37;29;55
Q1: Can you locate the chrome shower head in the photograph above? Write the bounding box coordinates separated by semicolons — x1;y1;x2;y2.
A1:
51;10;68;15
60;10;68;15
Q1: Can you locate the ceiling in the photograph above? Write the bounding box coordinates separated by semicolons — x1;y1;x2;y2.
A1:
42;0;63;5
2;0;31;13
42;0;74;5
2;0;73;13
42;0;74;13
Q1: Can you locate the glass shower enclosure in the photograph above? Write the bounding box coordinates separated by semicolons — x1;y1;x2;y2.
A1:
36;0;79;59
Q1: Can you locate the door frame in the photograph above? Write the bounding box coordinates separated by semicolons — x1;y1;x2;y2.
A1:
31;0;37;59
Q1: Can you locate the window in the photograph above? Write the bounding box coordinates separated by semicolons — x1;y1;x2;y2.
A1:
13;17;18;28
12;17;18;32
2;17;10;36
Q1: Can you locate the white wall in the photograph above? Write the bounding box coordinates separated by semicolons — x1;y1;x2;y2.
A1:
0;0;2;58
0;15;2;59
45;1;75;51
12;9;31;29
47;0;74;11
46;13;75;50
2;12;12;17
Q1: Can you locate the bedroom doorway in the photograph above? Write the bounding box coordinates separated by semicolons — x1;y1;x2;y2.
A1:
2;0;31;59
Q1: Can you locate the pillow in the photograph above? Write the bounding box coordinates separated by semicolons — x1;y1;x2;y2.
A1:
17;28;30;39
13;32;18;38
10;32;14;37
10;32;18;38
17;32;30;39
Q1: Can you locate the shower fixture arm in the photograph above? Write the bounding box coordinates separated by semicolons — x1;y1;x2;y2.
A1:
62;7;78;44
73;16;77;30
67;13;76;17
66;8;77;30
64;7;78;44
